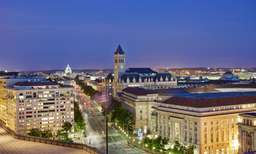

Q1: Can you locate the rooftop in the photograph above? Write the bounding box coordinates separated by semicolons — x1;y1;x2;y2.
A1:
242;112;256;117
125;68;157;74
122;87;157;96
163;94;256;108
122;85;256;108
14;81;58;87
175;91;256;99
122;87;187;96
0;71;19;77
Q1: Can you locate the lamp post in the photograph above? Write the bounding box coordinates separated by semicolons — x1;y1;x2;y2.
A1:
104;83;112;154
232;139;239;154
105;110;108;154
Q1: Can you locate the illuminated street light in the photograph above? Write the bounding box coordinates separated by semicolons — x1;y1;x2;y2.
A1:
232;139;240;153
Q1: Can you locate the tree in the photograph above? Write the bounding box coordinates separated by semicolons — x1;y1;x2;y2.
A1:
74;101;85;131
184;145;195;154
110;105;135;135
41;130;53;138
28;129;53;139
74;76;98;97
28;128;41;137
62;122;72;133
57;130;68;141
110;104;135;134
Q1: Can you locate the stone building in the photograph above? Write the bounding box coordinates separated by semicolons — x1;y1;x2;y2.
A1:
238;112;256;153
119;86;256;154
113;45;177;96
119;87;159;134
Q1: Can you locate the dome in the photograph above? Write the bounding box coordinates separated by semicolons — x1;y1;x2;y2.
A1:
221;71;239;81
64;64;72;75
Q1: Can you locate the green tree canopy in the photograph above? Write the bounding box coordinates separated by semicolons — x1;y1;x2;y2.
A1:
28;128;41;137
62;122;72;132
74;76;98;97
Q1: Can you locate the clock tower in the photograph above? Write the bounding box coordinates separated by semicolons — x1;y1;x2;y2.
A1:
113;45;126;96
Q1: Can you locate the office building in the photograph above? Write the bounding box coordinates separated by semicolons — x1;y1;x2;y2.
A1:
0;79;74;135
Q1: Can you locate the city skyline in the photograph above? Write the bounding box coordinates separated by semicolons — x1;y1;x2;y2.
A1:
1;0;256;71
1;1;256;154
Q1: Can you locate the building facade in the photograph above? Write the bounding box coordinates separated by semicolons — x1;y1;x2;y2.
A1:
0;78;16;131
238;112;256;154
119;87;159;134
119;86;256;154
153;100;256;154
0;80;74;135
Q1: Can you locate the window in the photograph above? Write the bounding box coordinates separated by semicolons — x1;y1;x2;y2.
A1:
216;132;219;142
194;134;198;144
204;134;207;144
211;134;213;143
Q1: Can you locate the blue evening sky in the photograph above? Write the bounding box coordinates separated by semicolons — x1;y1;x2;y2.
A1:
0;0;255;71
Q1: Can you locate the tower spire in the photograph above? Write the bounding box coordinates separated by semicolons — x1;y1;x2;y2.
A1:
114;44;125;55
113;45;126;96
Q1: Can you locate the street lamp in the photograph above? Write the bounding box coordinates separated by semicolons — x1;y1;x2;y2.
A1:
104;86;111;154
145;144;148;148
232;139;239;153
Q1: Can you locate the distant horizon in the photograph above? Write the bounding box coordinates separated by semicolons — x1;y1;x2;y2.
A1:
2;66;256;73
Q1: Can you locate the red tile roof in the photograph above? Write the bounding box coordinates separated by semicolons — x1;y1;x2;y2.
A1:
163;96;256;108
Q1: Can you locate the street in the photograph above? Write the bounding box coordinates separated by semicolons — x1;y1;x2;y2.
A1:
108;127;147;154
84;102;106;154
75;82;148;154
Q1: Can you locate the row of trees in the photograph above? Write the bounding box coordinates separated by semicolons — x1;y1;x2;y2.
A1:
74;76;98;97
143;136;168;151
143;137;194;154
74;101;86;132
110;104;134;135
28;129;53;138
57;122;73;142
28;121;73;143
